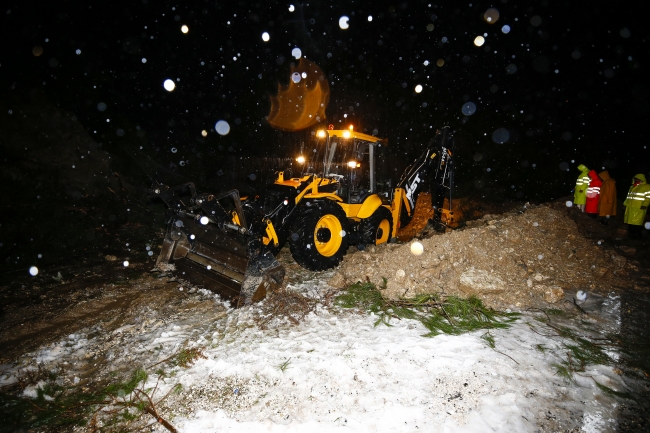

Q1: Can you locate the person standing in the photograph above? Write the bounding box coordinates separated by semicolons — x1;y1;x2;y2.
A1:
574;164;590;212
585;169;602;217
623;174;650;239
598;170;616;225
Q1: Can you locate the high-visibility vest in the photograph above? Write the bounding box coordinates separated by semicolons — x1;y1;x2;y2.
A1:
624;184;650;208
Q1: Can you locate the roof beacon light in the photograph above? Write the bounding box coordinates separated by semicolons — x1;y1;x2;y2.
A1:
342;130;351;138
349;125;354;131
317;130;326;138
348;160;358;168
296;155;306;164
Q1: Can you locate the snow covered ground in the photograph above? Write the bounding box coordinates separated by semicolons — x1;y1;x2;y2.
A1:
0;274;629;432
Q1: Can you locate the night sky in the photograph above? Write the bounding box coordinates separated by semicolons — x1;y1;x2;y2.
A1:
2;0;648;201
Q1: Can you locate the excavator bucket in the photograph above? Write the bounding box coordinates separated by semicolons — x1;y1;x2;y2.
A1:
151;183;285;307
396;193;435;242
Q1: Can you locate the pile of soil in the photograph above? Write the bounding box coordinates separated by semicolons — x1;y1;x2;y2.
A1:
330;202;640;310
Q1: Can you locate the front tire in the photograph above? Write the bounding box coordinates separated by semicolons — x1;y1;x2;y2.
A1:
361;206;393;246
289;200;349;271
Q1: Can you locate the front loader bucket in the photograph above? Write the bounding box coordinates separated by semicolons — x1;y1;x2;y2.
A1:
156;214;284;307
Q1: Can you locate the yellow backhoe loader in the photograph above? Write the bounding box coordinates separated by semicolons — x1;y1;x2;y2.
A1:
150;126;454;306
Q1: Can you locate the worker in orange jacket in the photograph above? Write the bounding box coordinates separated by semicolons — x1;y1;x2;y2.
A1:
598;171;616;225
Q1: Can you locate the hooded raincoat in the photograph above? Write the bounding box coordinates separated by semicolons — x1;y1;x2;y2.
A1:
574;164;590;206
623;174;650;226
585;170;602;214
598;171;617;217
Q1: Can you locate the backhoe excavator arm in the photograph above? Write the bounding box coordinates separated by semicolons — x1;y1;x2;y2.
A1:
392;127;454;240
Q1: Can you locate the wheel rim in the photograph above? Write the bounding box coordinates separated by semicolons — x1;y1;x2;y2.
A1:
376;218;391;244
314;214;343;257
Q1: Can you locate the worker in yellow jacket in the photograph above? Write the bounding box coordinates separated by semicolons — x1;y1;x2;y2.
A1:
573;164;590;212
623;174;650;239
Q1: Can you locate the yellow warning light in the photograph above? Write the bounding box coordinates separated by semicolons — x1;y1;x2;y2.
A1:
342;130;351;138
296;155;306;164
348;125;354;131
348;160;357;168
317;130;326;138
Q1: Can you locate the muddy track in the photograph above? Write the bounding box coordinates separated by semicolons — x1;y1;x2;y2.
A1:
0;260;180;364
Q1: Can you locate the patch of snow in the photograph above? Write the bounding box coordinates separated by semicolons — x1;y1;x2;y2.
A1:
8;276;627;432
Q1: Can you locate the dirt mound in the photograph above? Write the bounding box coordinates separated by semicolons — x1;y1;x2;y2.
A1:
330;203;631;310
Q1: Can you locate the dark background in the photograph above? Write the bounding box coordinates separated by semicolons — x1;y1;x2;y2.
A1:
1;0;648;275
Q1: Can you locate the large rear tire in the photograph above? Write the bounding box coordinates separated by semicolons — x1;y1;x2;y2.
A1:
361;206;393;246
289;200;349;271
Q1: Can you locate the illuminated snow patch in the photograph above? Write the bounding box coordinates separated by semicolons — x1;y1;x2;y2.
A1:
288;4;295;12
261;32;270;42
501;24;511;34
200;216;210;225
291;72;301;83
292;47;302;59
414;84;423;93
123;261;129;267
29;266;38;276
474;36;485;47
163;79;176;91
339;16;349;30
181;25;189;33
